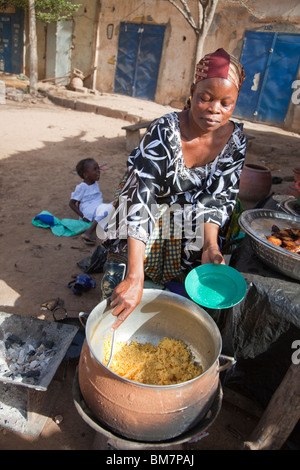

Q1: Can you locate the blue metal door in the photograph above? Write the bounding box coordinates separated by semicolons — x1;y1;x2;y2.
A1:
114;22;165;101
0;14;11;72
0;8;24;74
234;31;300;125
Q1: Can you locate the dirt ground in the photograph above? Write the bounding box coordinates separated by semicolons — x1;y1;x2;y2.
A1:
0;88;299;451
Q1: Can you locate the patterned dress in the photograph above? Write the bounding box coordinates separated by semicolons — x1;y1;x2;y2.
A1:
101;112;246;293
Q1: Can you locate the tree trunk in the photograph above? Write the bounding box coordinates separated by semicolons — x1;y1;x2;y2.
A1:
195;32;205;66
194;0;219;72
28;0;38;95
167;0;219;76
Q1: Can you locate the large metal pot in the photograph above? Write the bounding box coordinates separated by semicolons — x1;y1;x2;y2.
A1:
78;289;232;442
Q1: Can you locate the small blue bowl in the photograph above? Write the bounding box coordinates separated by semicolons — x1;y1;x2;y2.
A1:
185;264;247;309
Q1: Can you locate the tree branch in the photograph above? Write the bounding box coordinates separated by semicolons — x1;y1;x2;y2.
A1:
167;0;199;31
202;0;219;34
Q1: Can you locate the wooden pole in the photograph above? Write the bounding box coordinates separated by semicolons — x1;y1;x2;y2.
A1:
244;363;300;450
28;0;38;95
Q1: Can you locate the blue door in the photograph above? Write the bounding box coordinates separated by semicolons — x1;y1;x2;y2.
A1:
0;14;11;72
114;22;165;101
234;31;300;125
0;8;24;74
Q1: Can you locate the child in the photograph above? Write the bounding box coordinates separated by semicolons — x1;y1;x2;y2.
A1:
69;158;112;244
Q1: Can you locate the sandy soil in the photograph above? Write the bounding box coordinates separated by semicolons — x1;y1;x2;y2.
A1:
0;93;299;451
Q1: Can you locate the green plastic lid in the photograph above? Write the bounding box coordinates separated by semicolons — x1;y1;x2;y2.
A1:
185;264;247;309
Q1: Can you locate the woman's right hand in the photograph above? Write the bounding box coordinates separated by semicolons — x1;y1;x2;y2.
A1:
109;236;146;330
110;275;144;330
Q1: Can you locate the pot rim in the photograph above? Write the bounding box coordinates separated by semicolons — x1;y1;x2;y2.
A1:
243;163;271;173
84;289;223;389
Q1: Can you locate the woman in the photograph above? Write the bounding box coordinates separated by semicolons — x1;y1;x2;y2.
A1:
100;48;246;329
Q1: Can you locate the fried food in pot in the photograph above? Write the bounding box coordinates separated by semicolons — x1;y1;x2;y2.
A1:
266;225;300;254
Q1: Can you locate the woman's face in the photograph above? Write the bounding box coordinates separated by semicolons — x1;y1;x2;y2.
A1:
190;78;239;132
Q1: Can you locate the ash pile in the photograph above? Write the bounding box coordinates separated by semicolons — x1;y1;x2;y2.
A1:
0;333;57;386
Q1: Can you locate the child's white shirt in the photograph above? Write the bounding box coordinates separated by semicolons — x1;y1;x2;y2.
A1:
71;181;103;222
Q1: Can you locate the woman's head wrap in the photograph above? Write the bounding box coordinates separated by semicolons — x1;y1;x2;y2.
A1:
194;48;245;91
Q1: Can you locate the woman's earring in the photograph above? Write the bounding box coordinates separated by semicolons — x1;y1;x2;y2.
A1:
184;96;192;109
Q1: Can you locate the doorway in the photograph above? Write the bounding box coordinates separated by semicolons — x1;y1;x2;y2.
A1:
46;20;73;85
0;8;24;74
234;30;300;125
114;22;165;101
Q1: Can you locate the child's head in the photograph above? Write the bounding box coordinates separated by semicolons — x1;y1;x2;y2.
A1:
76;158;100;183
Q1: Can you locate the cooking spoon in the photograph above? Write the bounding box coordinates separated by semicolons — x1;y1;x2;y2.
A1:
106;263;126;368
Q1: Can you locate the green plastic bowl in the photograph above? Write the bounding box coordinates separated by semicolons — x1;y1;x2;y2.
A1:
185;264;247;309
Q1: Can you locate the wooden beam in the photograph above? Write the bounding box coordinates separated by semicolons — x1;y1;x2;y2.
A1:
243;363;300;450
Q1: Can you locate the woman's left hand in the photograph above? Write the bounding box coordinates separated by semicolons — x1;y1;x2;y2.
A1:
202;223;225;265
201;245;225;265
